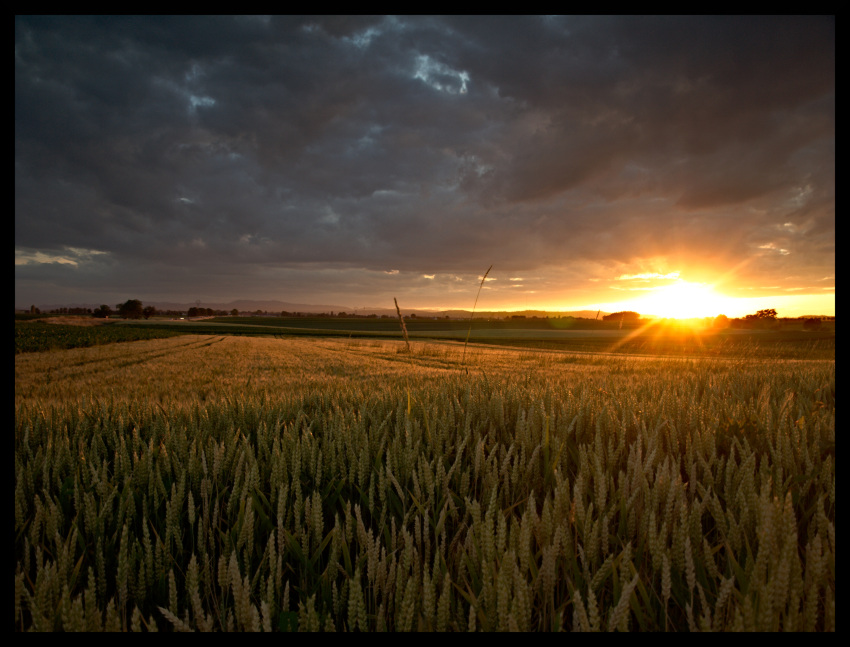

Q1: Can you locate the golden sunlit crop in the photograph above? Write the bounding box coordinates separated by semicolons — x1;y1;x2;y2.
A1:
14;335;836;631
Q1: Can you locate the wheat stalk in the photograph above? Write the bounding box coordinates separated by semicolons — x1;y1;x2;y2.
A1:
461;264;492;369
393;298;411;353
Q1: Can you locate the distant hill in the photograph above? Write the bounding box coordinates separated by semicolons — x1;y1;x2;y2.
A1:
24;299;354;314
149;300;355;314
21;299;611;320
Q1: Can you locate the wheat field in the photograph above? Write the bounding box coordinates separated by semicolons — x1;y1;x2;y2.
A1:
14;335;835;631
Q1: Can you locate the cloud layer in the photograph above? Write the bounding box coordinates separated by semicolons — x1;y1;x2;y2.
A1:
15;16;834;312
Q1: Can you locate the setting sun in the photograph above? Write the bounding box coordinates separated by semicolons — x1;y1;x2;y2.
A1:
631;280;735;319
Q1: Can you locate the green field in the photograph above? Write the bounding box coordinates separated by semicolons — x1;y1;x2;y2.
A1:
119;316;834;361
20;314;832;361
15;321;182;354
15;332;835;631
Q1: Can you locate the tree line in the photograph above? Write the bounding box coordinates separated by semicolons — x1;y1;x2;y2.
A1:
90;301;239;319
26;303;829;329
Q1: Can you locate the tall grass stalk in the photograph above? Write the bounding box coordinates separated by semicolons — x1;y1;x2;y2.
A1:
394;298;411;353
461;265;492;369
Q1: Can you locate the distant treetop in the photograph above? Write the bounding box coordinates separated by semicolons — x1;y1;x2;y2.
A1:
602;311;640;322
117;299;144;319
744;309;778;320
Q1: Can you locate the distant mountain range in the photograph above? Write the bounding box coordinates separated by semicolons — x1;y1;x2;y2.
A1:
20;299;611;319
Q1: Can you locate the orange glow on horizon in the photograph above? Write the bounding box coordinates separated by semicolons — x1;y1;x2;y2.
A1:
625;280;736;319
433;275;834;319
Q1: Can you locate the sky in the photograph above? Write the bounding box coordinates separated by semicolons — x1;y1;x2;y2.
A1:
15;16;834;318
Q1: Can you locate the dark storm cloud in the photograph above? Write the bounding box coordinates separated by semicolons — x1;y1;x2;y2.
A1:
15;16;834;305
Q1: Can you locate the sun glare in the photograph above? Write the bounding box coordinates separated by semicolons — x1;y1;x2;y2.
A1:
634;280;734;320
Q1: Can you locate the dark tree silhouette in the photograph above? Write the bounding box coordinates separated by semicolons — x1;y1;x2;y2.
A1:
714;314;730;328
745;309;777;320
117;299;144;319
602;311;640;323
